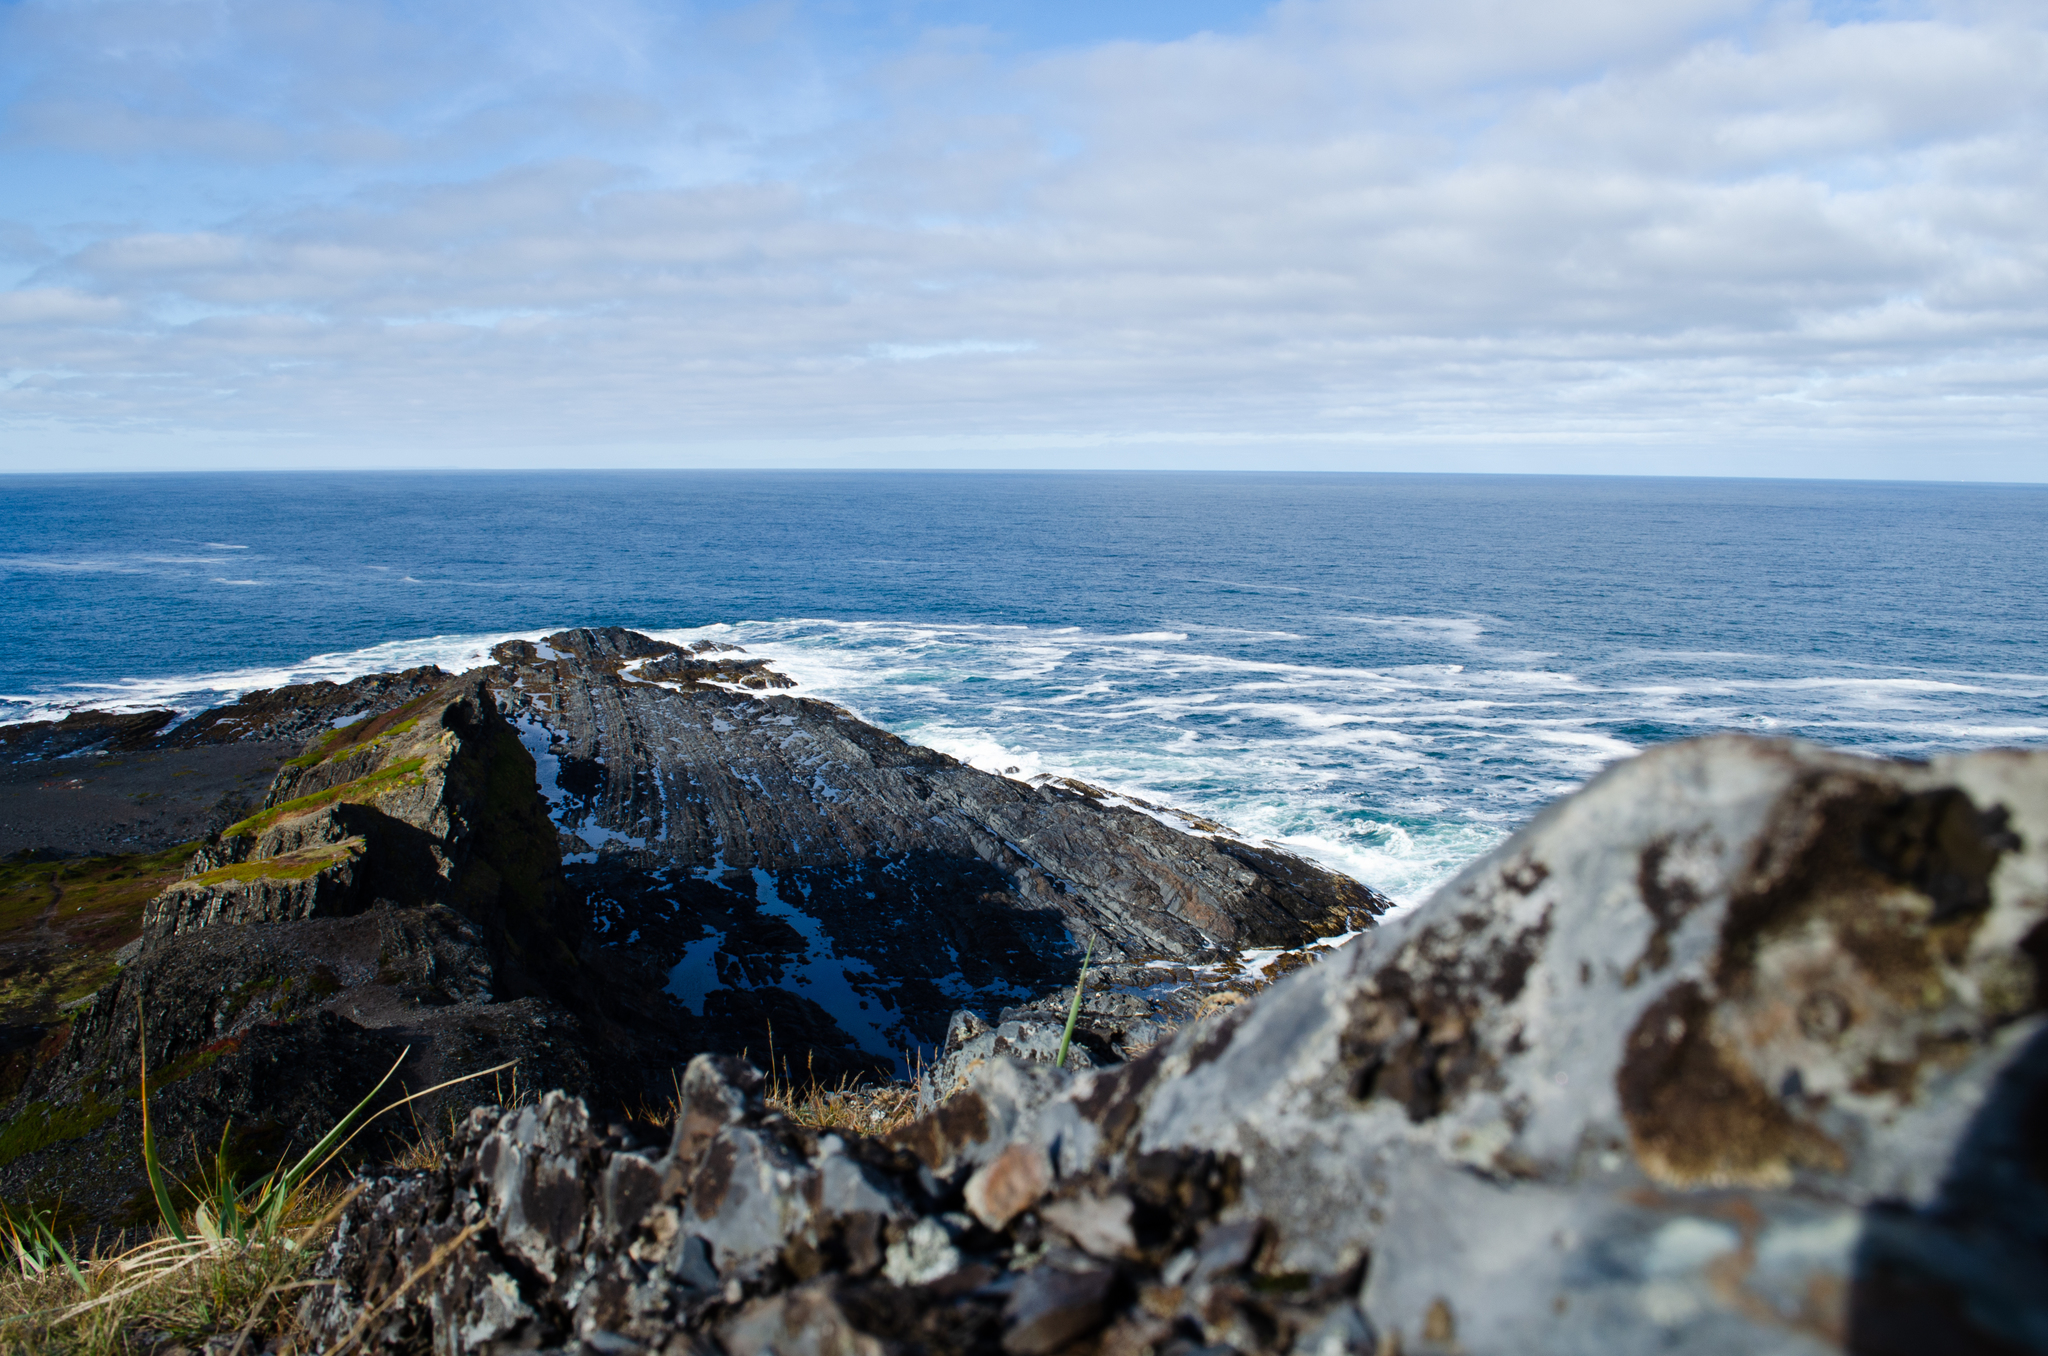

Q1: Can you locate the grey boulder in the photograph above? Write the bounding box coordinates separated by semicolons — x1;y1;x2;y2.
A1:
301;734;2048;1354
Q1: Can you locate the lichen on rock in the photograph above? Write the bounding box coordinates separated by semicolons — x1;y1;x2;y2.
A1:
296;734;2048;1354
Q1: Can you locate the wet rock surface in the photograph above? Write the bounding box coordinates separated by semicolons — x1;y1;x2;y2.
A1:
488;628;1386;1078
301;735;2048;1354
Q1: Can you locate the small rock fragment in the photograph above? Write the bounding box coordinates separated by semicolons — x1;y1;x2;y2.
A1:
1003;1261;1117;1355
964;1142;1054;1230
1040;1193;1137;1259
883;1216;968;1287
722;1282;885;1356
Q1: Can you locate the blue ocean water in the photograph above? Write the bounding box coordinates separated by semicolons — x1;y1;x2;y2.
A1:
4;472;2045;906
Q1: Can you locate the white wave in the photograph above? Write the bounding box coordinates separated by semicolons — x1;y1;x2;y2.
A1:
1;556;152;574
679;615;2048;907
0;629;554;724
1348;614;1492;647
6;613;2042;916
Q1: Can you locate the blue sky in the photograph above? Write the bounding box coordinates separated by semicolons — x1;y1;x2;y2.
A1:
1;0;2043;477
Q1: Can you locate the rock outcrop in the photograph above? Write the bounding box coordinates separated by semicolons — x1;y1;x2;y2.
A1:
1;635;1373;1225
159;665;458;750
0;665;460;861
0;672;606;1224
0;709;178;762
300;735;2048;1354
490;628;1386;1076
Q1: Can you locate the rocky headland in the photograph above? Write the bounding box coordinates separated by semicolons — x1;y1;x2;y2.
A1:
1;630;2041;1353
486;628;1384;1081
0;630;1380;1226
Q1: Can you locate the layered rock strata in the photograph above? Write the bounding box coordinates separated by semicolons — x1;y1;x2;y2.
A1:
0;635;1382;1223
0;673;604;1223
489;628;1386;1074
301;735;2048;1355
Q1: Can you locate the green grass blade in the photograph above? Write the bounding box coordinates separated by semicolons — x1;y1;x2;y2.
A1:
48;1235;83;1288
137;996;188;1244
268;1046;408;1205
1055;936;1096;1069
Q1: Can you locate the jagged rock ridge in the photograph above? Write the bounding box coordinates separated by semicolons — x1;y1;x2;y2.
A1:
0;633;1388;1223
487;628;1387;1073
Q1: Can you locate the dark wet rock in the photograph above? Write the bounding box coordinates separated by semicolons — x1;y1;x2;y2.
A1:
300;735;2048;1354
488;627;1387;1078
0;709;178;762
159;666;457;748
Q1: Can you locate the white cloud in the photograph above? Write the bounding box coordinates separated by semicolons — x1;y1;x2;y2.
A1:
0;0;2042;475
0;286;126;325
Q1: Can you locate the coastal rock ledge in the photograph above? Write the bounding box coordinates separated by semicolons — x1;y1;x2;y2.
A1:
301;734;2048;1355
0;630;1383;1225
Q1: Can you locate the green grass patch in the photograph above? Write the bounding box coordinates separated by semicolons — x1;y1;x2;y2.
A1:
220;759;427;841
0;847;199;1027
0;846;195;935
178;840;360;890
0;1095;121;1170
281;691;438;770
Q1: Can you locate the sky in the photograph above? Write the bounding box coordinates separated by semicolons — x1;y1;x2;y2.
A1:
0;0;2043;478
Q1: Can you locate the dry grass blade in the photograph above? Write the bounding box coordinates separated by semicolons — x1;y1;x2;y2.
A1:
330;1221;482;1355
52;1242;214;1322
224;1278;333;1356
0;1053;520;1356
296;1058;517;1190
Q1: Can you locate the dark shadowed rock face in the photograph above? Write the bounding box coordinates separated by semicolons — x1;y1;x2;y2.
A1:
0;673;607;1225
487;628;1387;1075
302;736;2048;1355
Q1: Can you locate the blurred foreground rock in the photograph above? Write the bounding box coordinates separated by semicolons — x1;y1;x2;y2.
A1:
302;734;2048;1353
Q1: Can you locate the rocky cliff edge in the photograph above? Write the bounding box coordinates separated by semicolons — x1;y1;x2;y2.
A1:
301;735;2047;1356
0;672;603;1225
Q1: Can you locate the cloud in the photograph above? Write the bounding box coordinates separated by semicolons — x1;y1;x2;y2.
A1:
0;0;2042;475
0;286;125;325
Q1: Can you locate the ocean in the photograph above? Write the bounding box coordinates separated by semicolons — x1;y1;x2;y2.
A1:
4;471;2045;908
